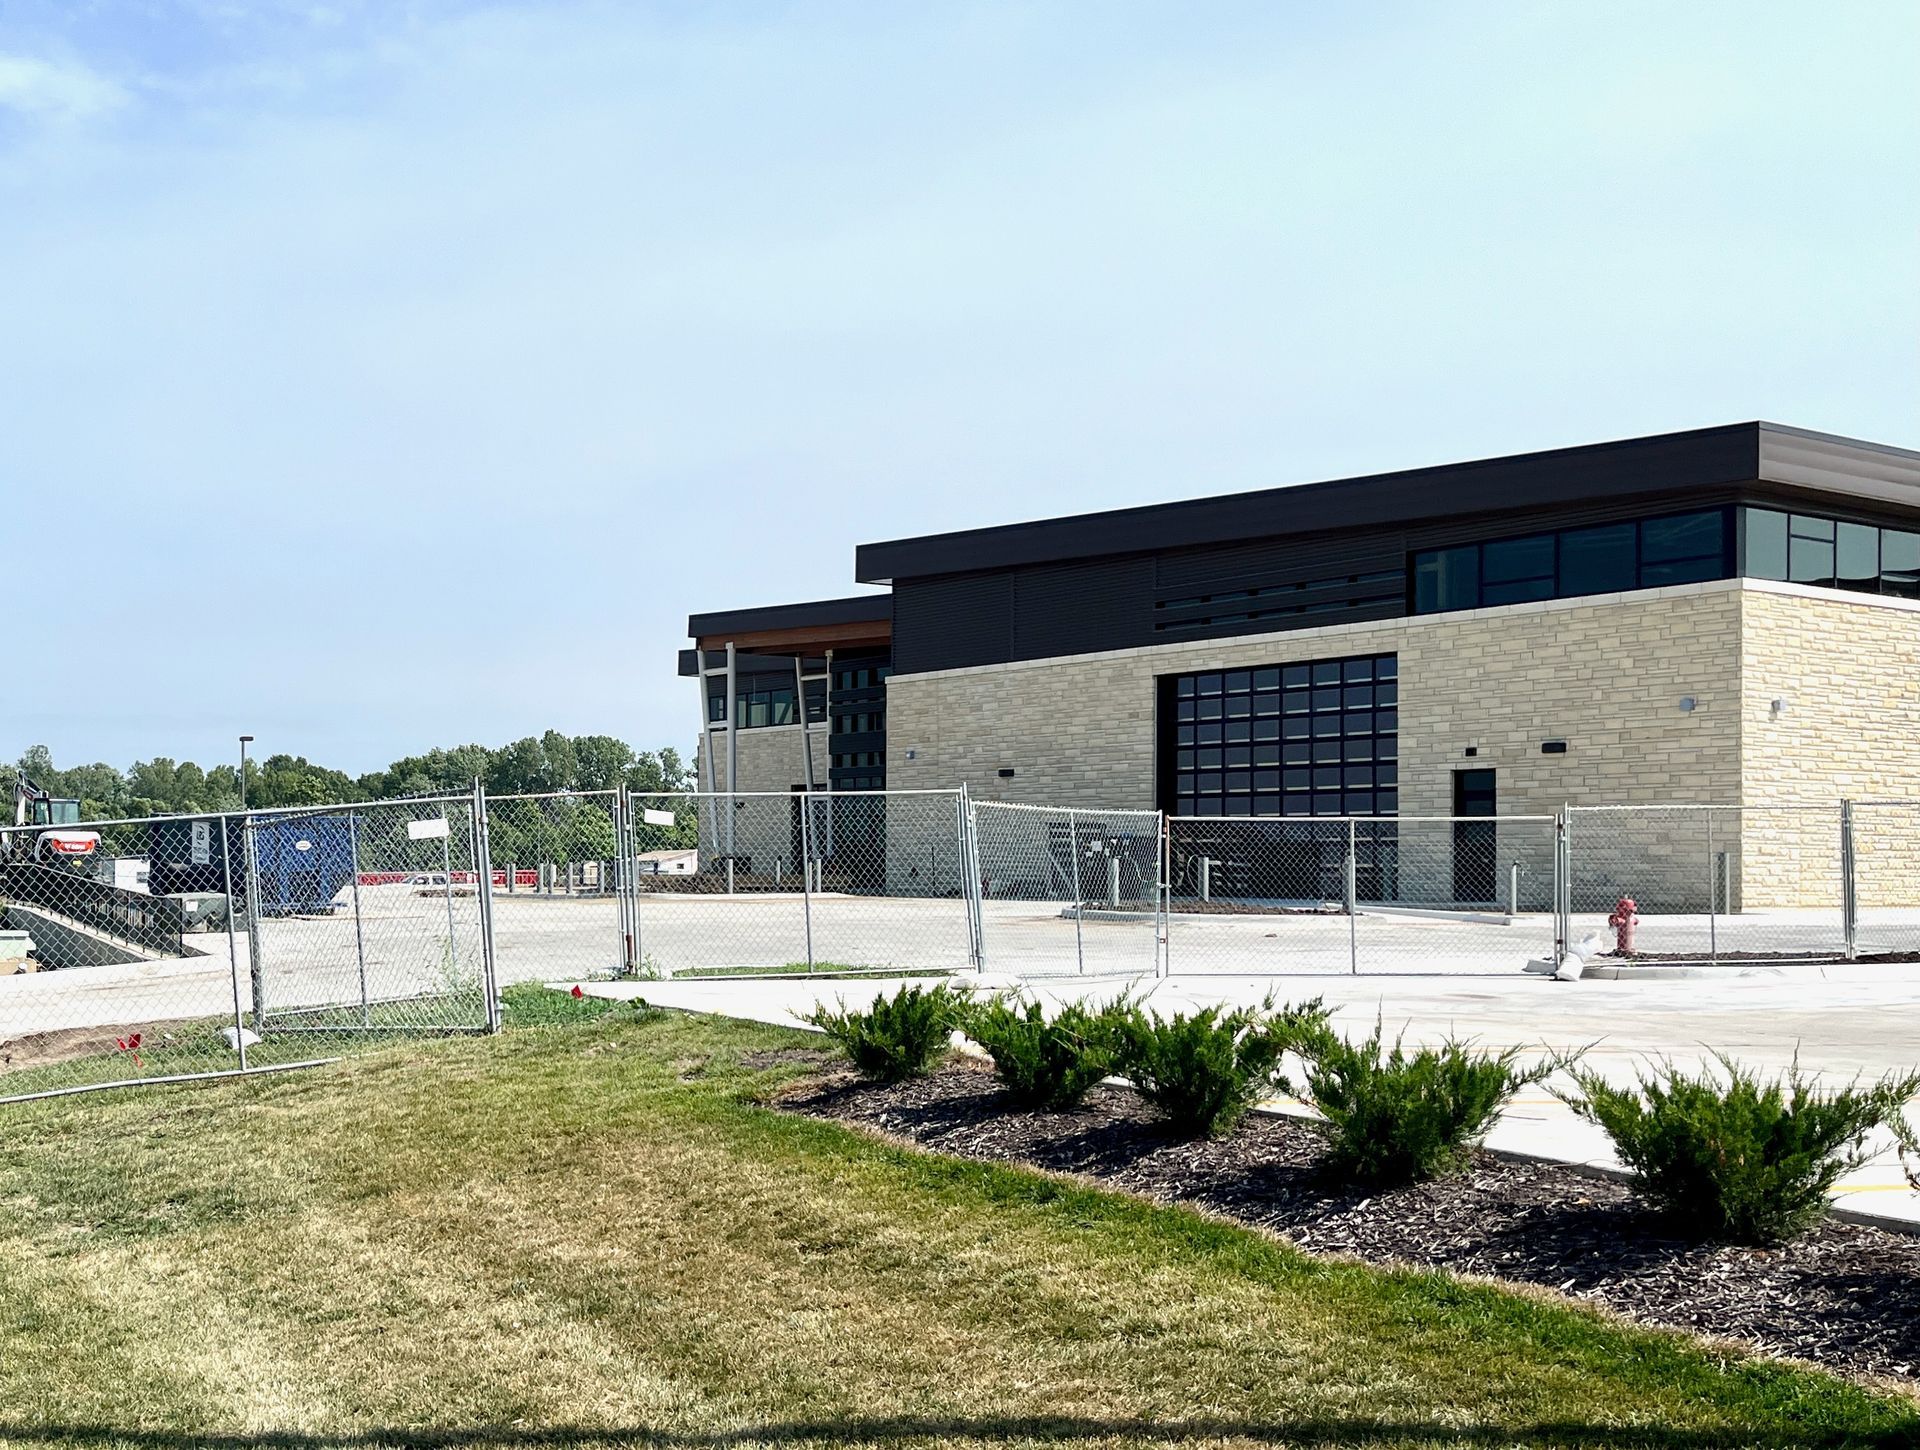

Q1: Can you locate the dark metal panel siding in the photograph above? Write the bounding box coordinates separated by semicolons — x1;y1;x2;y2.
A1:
1155;530;1405;589
891;571;1014;674
1011;556;1155;660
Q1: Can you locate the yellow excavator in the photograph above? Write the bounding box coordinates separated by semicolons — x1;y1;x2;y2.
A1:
6;769;101;867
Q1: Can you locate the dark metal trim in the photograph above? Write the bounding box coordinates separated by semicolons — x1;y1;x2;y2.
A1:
687;593;891;639
857;423;1920;584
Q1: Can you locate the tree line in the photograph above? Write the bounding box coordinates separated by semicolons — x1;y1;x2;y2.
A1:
14;733;694;821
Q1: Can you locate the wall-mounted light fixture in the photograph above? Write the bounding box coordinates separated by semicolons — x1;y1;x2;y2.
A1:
1677;696;1697;713
1771;697;1789;718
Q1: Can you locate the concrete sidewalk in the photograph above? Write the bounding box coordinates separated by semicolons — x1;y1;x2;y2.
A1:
576;965;1920;1232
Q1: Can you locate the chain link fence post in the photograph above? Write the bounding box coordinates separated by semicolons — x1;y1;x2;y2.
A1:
346;809;371;1025
1553;803;1571;966
243;814;266;1031
218;816;249;1070
1712;806;1728;964
799;791;816;974
612;784;632;974
1840;798;1859;961
961;783;987;973
1156;810;1170;979
1067;808;1085;976
473;779;501;1031
1345;816;1359;976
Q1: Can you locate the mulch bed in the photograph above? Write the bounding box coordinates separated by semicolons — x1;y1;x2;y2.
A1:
783;1061;1920;1384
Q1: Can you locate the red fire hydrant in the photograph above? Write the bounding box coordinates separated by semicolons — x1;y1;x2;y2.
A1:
1608;896;1639;955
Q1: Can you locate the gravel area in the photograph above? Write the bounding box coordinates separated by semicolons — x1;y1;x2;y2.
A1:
784;1061;1920;1384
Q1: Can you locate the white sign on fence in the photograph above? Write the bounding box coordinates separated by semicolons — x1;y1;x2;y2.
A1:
190;819;211;865
641;808;676;828
407;817;451;841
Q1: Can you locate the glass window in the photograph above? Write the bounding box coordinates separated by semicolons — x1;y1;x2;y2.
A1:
1789;530;1836;587
1164;653;1397;818
1641;510;1725;565
1883;530;1920;598
1559;523;1636;597
1744;509;1788;580
1640;555;1724;588
1837;522;1879;591
1413;545;1478;613
1482;533;1555;586
1482;576;1555;606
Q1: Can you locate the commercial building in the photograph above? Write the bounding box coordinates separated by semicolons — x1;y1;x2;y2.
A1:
684;422;1920;906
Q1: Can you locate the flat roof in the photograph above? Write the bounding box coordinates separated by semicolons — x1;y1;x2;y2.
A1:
686;593;891;640
854;422;1920;583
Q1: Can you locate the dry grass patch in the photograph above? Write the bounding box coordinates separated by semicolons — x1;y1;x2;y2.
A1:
0;1010;1912;1449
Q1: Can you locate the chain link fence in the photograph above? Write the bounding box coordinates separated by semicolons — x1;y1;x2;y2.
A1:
482;790;627;986
971;802;1164;977
622;789;976;979
7;785;1920;1103
1163;815;1557;975
0;789;499;1104
1563;805;1847;964
1852;801;1920;956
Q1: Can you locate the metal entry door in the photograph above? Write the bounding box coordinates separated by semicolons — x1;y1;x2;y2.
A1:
1452;769;1497;904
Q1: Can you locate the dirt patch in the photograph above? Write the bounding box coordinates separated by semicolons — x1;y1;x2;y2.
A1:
786;1065;1920;1384
738;1047;837;1071
0;1019;204;1074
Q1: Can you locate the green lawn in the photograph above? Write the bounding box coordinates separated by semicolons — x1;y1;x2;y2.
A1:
0;1002;1914;1449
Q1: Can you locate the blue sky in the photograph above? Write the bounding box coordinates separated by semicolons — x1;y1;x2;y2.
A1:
3;1;1915;776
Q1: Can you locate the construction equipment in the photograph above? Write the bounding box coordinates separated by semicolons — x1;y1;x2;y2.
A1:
7;768;101;867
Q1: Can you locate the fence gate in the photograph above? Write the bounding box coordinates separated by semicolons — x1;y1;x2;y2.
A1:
972;801;1164;978
622;789;975;979
1564;804;1845;964
249;793;495;1036
479;790;626;987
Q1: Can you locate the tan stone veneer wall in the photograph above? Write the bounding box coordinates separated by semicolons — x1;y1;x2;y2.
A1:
1738;583;1920;909
887;581;1746;814
693;726;831;877
886;580;1747;910
692;581;1920;910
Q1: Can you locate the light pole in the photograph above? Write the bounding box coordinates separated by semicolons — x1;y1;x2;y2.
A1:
239;735;254;811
